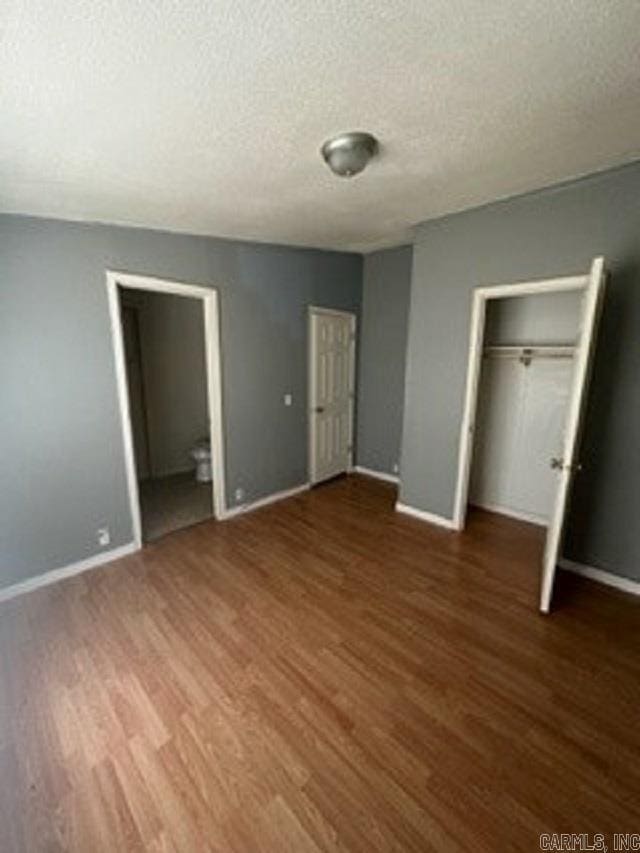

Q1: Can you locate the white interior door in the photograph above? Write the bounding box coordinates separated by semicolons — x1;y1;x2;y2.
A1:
510;358;574;522
309;308;355;484
470;356;574;525
540;257;606;612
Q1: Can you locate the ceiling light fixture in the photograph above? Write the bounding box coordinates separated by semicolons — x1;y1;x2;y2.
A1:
321;131;378;178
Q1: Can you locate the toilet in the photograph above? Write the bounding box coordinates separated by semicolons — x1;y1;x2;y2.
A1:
190;438;212;483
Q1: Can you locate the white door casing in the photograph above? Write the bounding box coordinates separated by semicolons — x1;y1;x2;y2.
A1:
539;256;606;612
308;308;355;485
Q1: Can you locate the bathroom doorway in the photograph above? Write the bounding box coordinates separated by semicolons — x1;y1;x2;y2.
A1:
107;273;226;547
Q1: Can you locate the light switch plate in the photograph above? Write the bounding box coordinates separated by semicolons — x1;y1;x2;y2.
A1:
284;393;292;406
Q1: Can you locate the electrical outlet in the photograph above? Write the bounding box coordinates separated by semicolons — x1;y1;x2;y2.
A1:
97;527;111;547
284;393;292;407
234;487;245;503
392;462;400;474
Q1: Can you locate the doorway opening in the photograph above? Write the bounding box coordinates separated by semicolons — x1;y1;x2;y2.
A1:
308;307;356;485
468;290;582;527
454;258;605;612
107;272;226;547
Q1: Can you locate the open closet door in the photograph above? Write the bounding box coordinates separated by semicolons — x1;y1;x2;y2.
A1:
540;257;606;612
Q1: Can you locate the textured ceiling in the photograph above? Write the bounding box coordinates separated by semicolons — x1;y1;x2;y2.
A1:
2;1;640;252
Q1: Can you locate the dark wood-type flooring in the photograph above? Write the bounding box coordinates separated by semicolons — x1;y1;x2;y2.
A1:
1;474;638;851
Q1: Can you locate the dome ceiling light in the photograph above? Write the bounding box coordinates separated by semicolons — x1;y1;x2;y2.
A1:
321;131;378;178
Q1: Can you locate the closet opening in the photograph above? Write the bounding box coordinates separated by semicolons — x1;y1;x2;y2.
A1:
468;290;581;528
453;258;606;611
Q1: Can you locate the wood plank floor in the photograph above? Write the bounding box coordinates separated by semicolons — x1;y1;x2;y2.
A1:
1;474;638;852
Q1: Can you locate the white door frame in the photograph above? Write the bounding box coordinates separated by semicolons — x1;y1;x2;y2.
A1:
308;306;356;484
452;272;588;532
106;271;227;548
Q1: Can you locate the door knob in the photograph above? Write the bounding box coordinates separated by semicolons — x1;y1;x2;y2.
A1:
314;406;325;413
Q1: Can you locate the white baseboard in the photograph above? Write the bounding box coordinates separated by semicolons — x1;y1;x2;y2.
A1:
395;501;459;531
354;465;399;485
0;542;139;604
559;558;640;597
471;501;546;527
221;483;310;520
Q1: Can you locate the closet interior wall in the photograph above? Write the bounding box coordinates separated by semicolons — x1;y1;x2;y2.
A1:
469;291;582;525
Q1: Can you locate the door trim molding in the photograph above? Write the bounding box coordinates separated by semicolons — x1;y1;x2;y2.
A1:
308;306;357;485
106;271;227;549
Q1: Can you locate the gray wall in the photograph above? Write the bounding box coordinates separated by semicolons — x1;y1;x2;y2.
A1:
0;215;361;587
485;290;582;346
356;246;413;476
136;290;208;477
400;161;640;581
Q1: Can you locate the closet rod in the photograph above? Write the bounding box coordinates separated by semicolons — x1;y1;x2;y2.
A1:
483;345;575;365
